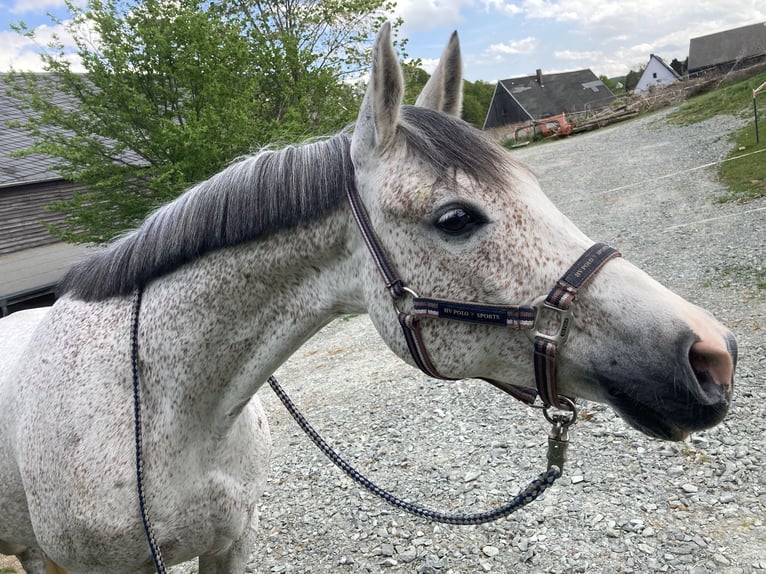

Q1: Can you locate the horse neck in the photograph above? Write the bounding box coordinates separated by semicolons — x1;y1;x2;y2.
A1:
138;206;363;434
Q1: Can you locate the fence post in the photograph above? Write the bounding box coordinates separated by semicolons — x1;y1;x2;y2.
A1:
754;80;766;145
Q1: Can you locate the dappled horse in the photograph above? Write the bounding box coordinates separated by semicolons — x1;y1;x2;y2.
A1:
0;24;736;573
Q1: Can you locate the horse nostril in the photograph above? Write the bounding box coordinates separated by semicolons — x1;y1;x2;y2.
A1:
689;335;735;392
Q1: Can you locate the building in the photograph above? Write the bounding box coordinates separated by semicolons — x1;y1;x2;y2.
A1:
635;54;682;94
483;69;616;130
0;74;93;316
688;21;766;76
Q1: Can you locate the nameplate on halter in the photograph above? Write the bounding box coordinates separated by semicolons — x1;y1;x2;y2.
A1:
413;298;536;328
560;243;621;289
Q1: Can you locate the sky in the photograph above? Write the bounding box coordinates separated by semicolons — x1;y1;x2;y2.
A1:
1;0;765;82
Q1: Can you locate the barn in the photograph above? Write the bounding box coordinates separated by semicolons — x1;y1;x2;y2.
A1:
483;69;615;130
0;74;93;316
688;21;766;76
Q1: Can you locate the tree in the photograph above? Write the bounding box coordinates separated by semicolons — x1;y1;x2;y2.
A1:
599;74;623;94
217;0;404;137
670;57;688;77
402;61;429;105
462;79;494;128
624;65;646;92
6;0;399;243
400;64;493;128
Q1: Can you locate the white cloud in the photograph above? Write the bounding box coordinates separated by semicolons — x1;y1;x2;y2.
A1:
393;0;476;31
0;22;84;72
519;0;766;37
485;36;537;57
417;57;442;74
554;49;602;61
9;0;69;15
480;0;524;17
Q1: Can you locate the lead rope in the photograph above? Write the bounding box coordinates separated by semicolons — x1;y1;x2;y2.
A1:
268;375;574;525
129;287;569;574
131;287;167;573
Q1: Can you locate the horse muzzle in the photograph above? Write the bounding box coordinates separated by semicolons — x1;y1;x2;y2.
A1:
603;329;736;441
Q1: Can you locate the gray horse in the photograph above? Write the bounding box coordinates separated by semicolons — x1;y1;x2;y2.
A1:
0;24;735;573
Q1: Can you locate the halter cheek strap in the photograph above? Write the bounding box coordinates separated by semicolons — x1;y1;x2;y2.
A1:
346;183;620;409
530;243;620;408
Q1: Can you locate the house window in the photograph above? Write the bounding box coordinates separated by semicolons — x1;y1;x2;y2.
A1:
652;72;657;78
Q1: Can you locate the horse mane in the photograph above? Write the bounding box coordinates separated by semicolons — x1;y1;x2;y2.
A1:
59;132;355;301
59;106;510;302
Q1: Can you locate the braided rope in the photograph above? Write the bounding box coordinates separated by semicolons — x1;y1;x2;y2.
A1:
131;288;167;574
268;376;560;525
129;283;558;573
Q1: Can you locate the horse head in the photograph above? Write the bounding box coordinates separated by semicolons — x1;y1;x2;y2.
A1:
349;24;735;441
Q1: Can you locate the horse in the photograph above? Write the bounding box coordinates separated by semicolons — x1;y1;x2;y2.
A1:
0;23;736;573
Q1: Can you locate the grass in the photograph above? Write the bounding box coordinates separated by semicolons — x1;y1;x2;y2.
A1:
668;69;766;202
667;70;766;124
716;122;766;201
721;265;766;290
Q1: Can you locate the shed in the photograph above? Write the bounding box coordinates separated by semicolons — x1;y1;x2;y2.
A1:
0;74;93;316
483;69;615;130
688;21;766;75
635;54;682;93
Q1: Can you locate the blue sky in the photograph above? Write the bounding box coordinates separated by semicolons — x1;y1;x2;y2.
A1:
1;0;765;81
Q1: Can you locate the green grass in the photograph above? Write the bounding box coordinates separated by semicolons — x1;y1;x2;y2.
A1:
720;265;766;290
717;122;766;201
667;70;766;125
668;70;766;201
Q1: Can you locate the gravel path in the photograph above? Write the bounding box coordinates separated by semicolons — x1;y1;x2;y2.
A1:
237;110;765;574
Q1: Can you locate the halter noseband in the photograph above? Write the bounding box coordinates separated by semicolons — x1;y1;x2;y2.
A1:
346;184;620;410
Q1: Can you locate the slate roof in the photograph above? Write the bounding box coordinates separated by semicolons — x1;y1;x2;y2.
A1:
689;21;766;73
483;69;615;129
0;74;72;188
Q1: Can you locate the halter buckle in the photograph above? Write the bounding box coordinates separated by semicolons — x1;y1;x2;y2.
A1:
526;295;573;346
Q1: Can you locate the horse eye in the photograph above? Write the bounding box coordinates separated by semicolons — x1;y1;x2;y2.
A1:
435;207;484;235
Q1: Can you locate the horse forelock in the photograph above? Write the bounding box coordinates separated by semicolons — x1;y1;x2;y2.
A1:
398;106;510;188
59;133;355;302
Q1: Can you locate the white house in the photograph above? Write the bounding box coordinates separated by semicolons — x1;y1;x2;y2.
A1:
635;54;681;94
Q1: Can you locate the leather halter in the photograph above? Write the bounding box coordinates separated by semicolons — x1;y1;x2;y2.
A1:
346;183;620;411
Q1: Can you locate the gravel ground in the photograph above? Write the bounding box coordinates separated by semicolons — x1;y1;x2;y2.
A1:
233;110;765;574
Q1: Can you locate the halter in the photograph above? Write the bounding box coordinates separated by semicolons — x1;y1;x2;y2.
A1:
345;183;621;410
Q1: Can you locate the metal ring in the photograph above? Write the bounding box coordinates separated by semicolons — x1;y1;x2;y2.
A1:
543;396;578;426
392;286;420;314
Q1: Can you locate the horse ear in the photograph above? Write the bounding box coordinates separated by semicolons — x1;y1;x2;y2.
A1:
353;22;404;155
415;31;463;116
